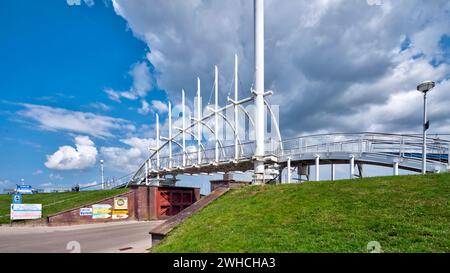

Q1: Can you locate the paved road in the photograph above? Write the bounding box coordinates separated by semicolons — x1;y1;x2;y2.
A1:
0;221;164;253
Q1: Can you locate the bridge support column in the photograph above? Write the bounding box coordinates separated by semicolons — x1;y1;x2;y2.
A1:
331;164;336;181
287;157;292;184
315;155;320;182
349;155;355;179
393;159;399;176
448;143;450;165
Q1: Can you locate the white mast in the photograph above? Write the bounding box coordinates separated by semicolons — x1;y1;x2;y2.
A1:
168;102;172;169
254;0;266;184
197;77;202;165
234;54;239;161
215;65;219;163
156;113;160;181
182;89;186;167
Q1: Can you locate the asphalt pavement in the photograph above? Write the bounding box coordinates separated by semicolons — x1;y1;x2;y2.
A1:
0;220;164;253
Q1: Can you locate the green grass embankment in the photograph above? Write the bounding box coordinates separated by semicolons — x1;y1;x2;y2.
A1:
153;174;450;253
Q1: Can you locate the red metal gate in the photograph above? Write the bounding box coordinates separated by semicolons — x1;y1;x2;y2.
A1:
156;188;195;218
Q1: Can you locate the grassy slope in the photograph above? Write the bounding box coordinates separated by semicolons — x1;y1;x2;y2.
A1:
153;174;450;253
0;189;128;224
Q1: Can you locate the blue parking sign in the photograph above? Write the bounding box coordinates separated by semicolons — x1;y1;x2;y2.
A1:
12;193;22;204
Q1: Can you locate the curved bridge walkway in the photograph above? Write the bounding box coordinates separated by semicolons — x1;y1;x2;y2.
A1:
129;133;450;185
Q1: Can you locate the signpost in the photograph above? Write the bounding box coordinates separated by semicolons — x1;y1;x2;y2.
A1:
10;204;42;220
79;208;93;216
15;185;35;195
12;193;22;204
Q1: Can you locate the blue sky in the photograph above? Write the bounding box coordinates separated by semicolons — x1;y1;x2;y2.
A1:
0;1;167;190
1;0;449;193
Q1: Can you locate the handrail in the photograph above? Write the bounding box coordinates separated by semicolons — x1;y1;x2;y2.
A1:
129;132;450;185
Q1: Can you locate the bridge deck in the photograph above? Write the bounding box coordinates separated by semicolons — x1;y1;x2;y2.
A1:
129;133;450;185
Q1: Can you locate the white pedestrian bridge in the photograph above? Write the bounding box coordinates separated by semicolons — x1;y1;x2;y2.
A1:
128;132;450;186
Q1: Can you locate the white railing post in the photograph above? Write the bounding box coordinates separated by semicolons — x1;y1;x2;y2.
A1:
287;157;291;184
393;159;399;176
182;89;186;167
315;154;320;181
215;65;219;163
234;54;239;161
447;143;450;165
331;164;336;181
349;155;355;179
197;78;202;165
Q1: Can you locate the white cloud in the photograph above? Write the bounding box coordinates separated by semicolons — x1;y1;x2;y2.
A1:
111;0;450;136
18;104;135;138
32;169;43;175
101;137;156;173
83;0;95;7
138;100;151;115
45;136;98;171
151;100;168;113
137;100;168;115
0;180;10;187
49;173;64;181
90;102;112;112
105;61;153;102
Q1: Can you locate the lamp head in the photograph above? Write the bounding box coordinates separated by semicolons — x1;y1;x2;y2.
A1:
417;81;436;93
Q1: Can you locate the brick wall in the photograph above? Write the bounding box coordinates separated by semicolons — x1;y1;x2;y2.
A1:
47;185;201;226
48;191;136;226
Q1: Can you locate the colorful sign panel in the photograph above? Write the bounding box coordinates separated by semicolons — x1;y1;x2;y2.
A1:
10;204;42;220
79;208;93;216
92;204;111;219
15;185;34;195
114;197;128;210
112;210;128;220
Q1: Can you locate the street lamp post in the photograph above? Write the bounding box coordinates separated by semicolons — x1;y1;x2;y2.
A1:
417;81;436;175
100;159;105;189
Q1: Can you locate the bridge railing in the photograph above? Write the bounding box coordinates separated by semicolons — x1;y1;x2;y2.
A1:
129;132;449;185
278;133;450;163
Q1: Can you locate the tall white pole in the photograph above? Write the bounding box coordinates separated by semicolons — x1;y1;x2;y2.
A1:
182;89;186;167
156;114;160;171
197;77;202;165
234;54;239;161
254;0;266;184
422;93;427;174
100;160;104;189
168;102;172;169
215;65;219;163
